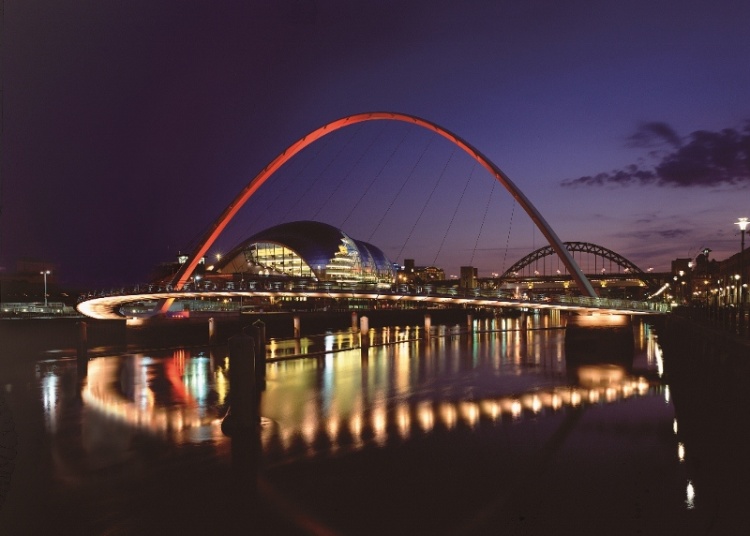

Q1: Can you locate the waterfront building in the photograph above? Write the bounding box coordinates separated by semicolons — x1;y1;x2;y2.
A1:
398;259;446;285
211;221;395;286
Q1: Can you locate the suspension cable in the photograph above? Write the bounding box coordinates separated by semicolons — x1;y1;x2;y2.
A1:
243;131;334;235
367;136;434;242
313;122;377;221
279;123;362;224
501;198;515;274
470;178;495;266
434;162;476;266
340;126;409;229
395;146;456;264
180;132;334;256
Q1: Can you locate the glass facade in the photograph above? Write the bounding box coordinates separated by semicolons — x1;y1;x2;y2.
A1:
216;221;395;285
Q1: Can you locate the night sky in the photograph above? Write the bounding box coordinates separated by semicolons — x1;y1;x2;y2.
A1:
3;0;750;287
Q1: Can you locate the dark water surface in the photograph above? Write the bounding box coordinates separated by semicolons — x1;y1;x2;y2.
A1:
0;313;746;535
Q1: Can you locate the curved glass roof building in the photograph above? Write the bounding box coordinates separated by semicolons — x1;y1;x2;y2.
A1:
215;221;395;285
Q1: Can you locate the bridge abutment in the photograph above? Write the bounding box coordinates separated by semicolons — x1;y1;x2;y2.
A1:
564;313;634;370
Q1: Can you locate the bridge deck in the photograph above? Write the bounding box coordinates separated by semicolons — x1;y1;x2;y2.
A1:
77;286;670;320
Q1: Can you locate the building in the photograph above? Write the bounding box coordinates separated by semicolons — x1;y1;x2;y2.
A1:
398;259;446;285
460;266;478;289
211;221;395;286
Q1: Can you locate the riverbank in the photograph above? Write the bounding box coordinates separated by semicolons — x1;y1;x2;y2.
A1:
651;313;750;534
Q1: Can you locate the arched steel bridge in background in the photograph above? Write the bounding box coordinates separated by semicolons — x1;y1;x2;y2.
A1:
502;242;648;280
167;111;598;299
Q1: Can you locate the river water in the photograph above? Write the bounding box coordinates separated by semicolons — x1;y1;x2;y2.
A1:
0;312;746;535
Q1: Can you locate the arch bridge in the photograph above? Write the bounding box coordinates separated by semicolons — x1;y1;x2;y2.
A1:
76;112;668;318
498;242;660;292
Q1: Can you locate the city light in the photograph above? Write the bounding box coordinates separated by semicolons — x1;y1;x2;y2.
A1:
40;270;51;307
736;218;748;304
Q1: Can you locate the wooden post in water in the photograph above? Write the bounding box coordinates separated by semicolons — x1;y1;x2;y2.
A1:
208;317;216;345
467;313;473;334
293;315;301;339
76;321;88;377
224;332;259;499
359;316;369;348
222;333;257;434
424;314;431;340
253;320;266;385
351;311;359;332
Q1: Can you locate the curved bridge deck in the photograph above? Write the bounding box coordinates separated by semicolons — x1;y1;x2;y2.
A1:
77;285;669;320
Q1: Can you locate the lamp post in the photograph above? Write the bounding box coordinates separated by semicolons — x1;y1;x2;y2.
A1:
736;218;749;306
40;270;51;307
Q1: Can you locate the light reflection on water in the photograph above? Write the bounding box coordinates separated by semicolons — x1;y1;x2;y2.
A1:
69;317;664;464
23;315;748;532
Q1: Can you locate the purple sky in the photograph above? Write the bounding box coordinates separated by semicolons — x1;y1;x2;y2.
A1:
3;0;750;287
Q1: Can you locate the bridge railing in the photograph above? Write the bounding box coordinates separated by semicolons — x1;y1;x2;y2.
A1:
78;280;671;314
552;295;671;313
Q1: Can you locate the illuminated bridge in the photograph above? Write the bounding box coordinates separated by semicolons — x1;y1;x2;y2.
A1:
77;112;669;320
77;283;668;320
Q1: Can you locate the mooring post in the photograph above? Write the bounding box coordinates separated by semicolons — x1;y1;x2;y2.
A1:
76;320;88;377
208;317;216;345
359;316;369;347
253;320;266;384
467;313;473;334
424;314;431;340
224;332;260;500
351;311;359;332
223;333;257;434
293;315;301;339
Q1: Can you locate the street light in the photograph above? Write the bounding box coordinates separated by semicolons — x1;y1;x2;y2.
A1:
735;218;749;305
40;270;51;307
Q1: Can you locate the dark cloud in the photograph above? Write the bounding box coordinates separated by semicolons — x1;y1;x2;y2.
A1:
629;228;689;241
562;122;750;188
626;121;682;148
658;229;690;239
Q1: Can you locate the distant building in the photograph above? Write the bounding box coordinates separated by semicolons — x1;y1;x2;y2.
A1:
398;259;445;285
460;266;478;289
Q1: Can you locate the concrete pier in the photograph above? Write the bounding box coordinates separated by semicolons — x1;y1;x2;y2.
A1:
565;314;634;369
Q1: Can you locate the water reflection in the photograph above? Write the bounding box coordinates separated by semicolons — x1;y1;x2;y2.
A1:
21;314;746;533
75;320;659;467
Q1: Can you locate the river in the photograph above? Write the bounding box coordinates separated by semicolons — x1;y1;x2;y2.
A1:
0;312;746;535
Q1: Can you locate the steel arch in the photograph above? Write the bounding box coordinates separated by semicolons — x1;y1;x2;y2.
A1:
502;242;646;278
171;112;597;297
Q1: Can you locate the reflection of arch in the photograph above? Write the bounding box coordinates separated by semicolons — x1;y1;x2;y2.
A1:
171;112;596;297
502;242;646;278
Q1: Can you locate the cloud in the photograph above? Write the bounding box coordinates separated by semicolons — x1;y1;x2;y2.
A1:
629;228;689;241
626;121;682;149
562;122;750;188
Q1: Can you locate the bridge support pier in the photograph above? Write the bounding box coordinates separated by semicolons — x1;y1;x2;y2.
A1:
565;314;634;370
